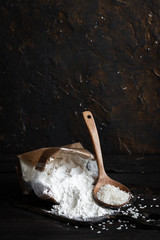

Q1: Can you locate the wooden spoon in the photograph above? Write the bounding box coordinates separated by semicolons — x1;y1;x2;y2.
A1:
82;111;131;208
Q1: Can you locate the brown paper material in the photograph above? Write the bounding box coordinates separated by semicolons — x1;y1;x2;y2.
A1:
18;142;95;172
17;143;95;201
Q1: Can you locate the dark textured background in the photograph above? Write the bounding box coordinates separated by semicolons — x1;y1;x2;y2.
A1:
0;0;160;154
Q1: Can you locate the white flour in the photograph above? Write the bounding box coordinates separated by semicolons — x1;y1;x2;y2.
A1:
19;153;144;222
21;154;115;220
47;156;114;219
97;184;130;205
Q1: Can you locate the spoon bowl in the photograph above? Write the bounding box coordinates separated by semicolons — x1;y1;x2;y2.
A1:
83;111;131;208
93;175;131;208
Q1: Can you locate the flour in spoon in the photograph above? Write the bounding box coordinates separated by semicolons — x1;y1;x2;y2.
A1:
97;184;130;206
32;155;115;220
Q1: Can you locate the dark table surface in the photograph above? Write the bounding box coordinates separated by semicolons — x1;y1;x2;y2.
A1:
0;154;160;240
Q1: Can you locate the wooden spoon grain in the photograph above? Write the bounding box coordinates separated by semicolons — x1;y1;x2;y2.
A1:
82;111;131;208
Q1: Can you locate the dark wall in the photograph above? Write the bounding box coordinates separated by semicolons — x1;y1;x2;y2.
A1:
0;0;160;154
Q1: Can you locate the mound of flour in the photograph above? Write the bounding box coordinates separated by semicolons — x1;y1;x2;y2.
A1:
29;155;114;220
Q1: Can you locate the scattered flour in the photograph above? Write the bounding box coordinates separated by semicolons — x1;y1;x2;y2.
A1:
97;184;130;206
20;154;146;223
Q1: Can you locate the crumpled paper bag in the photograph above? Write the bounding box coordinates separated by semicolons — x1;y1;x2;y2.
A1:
17;142;96;202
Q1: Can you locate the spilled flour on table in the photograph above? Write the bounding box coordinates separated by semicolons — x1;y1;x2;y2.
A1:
20;154;143;221
44;156;114;219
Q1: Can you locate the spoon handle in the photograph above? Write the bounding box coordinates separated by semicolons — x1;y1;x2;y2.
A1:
82;111;106;178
